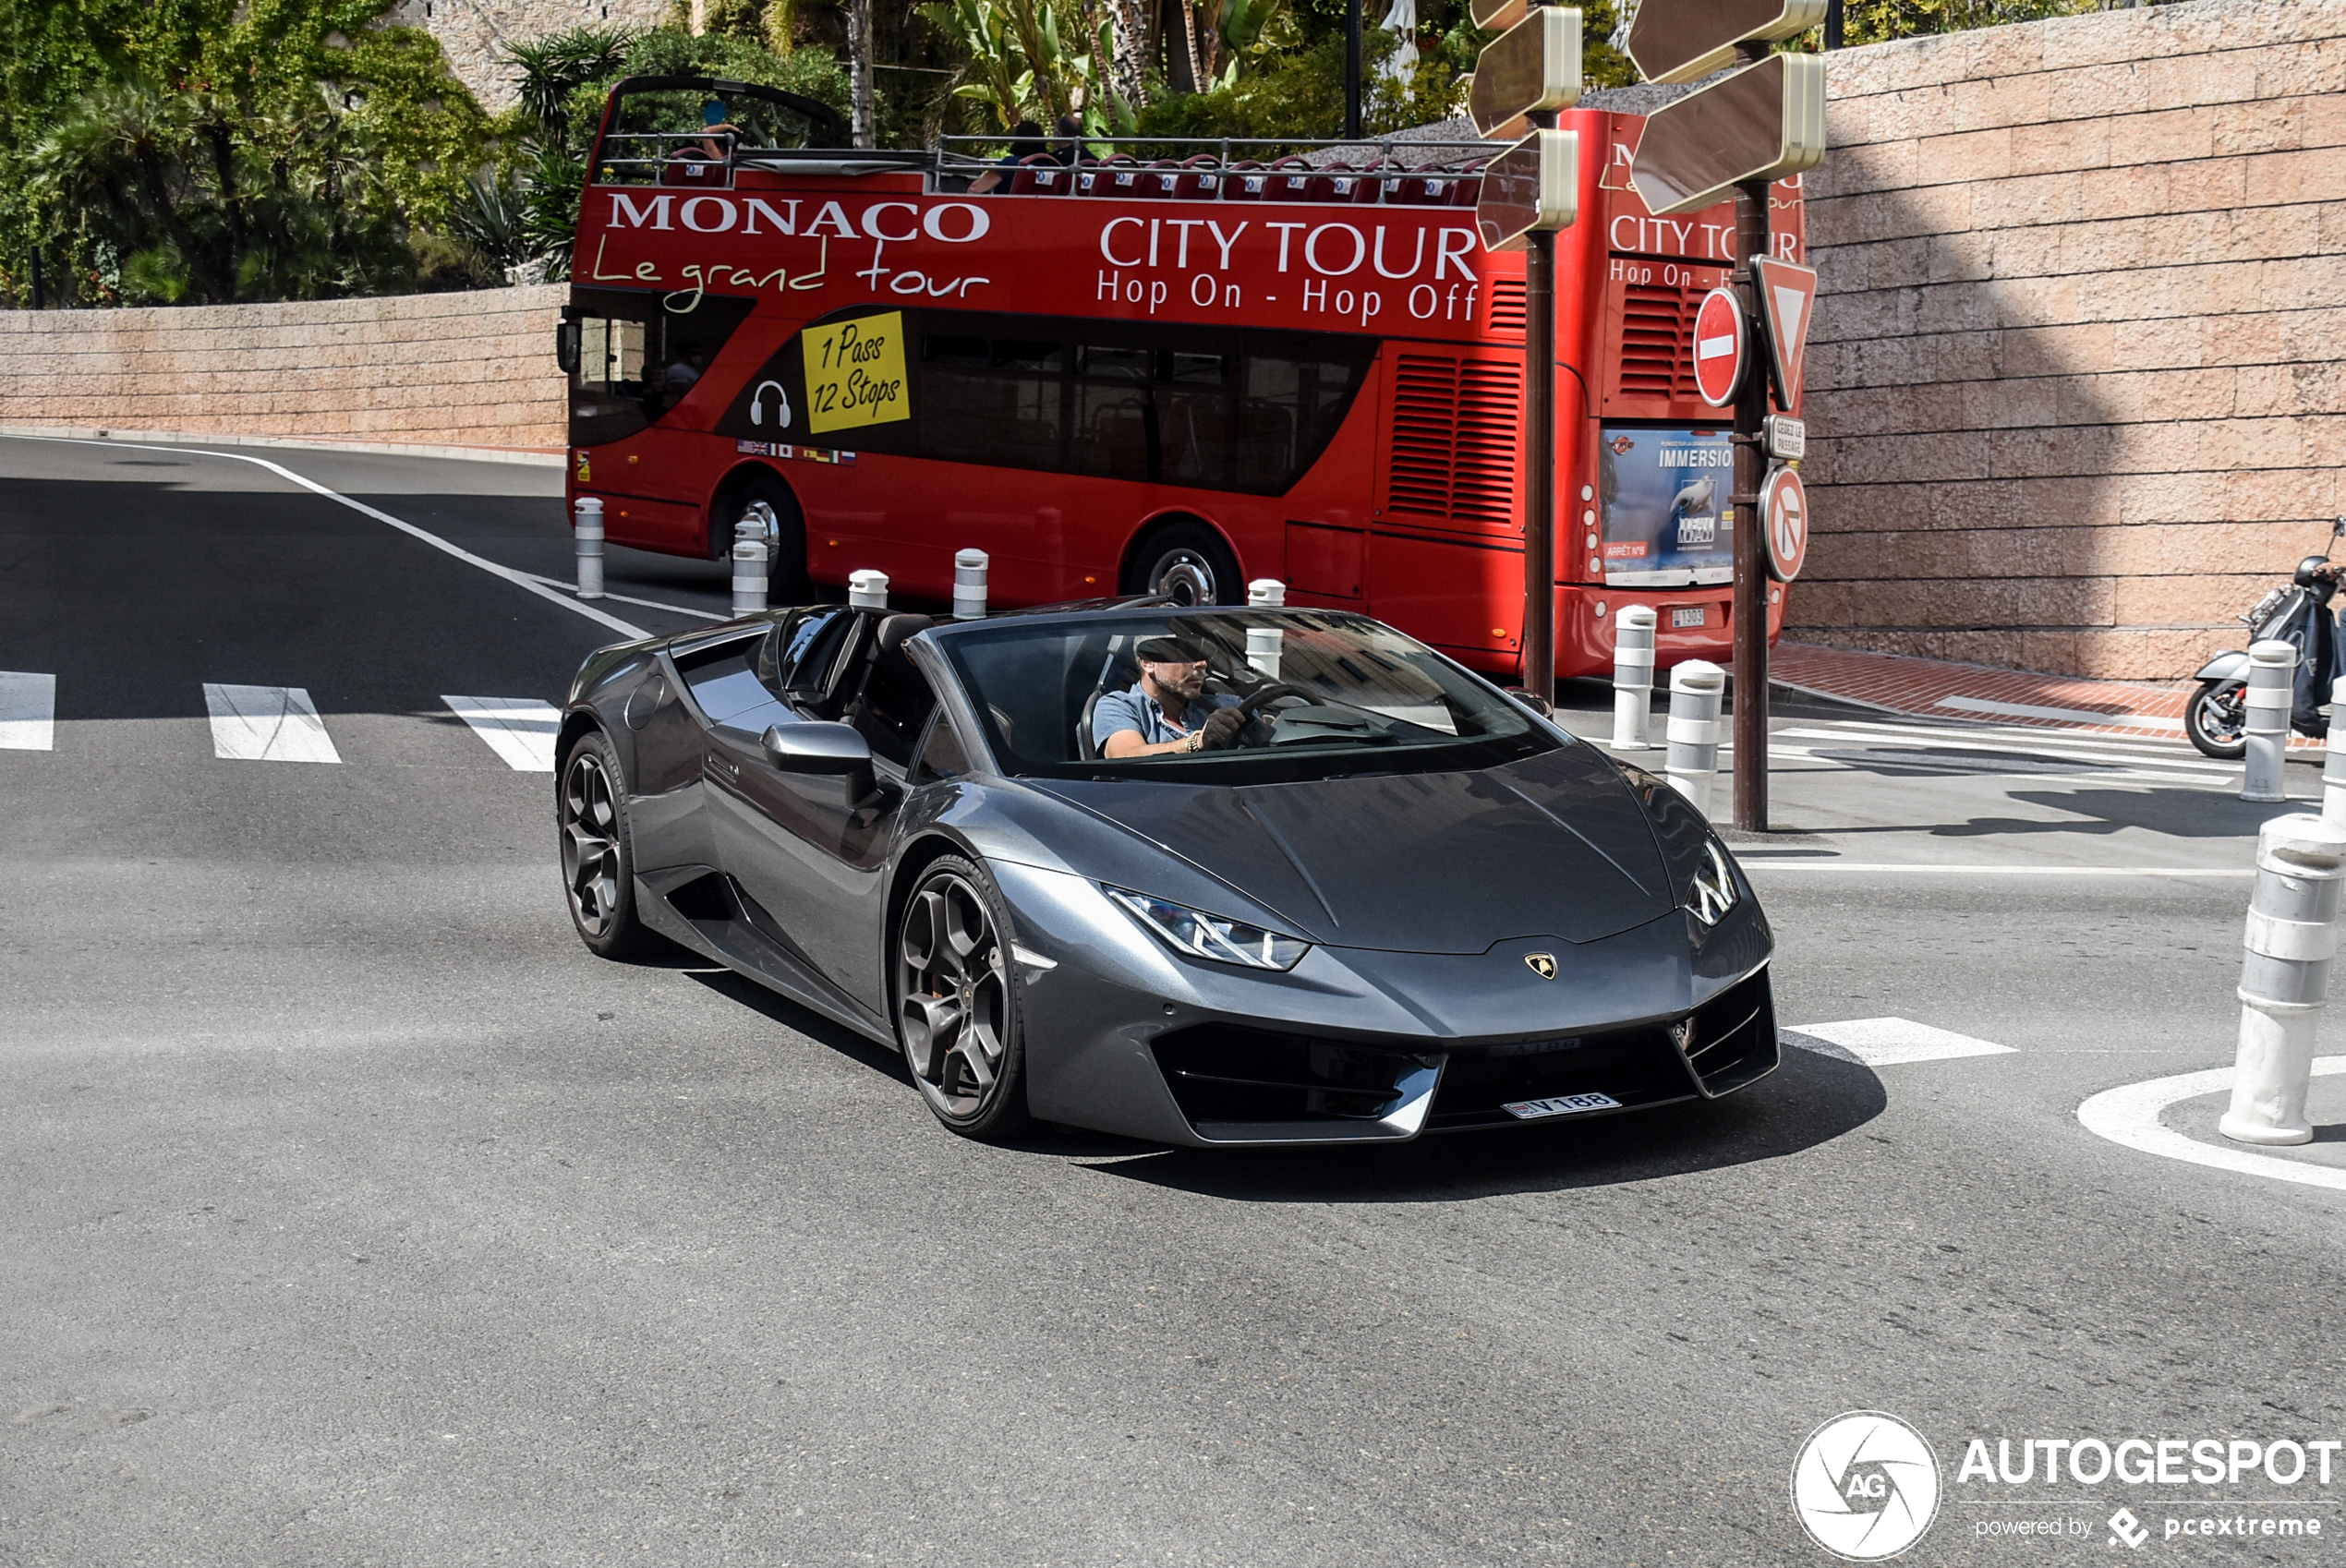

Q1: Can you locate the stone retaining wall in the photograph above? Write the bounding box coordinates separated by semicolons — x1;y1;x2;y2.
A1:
1797;0;2346;681
0;285;568;452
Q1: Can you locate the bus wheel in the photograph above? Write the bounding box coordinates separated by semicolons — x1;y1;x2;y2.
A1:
1126;521;1240;606
718;474;810;606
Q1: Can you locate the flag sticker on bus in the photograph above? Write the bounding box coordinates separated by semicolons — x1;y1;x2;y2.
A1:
803;311;910;435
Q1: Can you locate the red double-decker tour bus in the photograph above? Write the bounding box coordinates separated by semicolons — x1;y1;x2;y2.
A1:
560;75;1803;681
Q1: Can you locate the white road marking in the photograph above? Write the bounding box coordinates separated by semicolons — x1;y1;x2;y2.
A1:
1808;716;2200;760
0;433;649;641
1744;862;2253;876
0;670;55;751
1935;694;2185;731
1776;726;2234;778
1784;1017;2016;1066
444;695;562;771
2077;1056;2346;1194
520;571;729;622
202;683;342;764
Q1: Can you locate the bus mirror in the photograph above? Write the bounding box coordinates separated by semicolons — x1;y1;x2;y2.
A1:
555;320;581;376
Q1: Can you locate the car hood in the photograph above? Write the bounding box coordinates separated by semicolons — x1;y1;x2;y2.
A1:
1029;745;1674;954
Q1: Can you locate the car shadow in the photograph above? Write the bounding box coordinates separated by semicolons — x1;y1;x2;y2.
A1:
679;964;915;1087
1070;1044;1886;1202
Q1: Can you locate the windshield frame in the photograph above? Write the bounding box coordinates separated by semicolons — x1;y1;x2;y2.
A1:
920;606;1568;786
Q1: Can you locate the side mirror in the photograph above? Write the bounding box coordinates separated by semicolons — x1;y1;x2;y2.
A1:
761;721;872;775
554;320;581;376
1506;688;1554;718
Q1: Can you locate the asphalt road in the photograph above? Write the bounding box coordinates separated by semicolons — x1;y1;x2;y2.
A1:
6;433;2345;1567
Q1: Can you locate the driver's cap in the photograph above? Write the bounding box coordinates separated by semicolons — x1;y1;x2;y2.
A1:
1135;636;1210;664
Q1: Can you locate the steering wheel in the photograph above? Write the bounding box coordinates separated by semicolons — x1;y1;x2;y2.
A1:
1236;682;1302;719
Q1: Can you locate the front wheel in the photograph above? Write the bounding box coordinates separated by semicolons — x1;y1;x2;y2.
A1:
1124;520;1240;607
2184;681;2248;760
559;731;653;958
895;855;1032;1140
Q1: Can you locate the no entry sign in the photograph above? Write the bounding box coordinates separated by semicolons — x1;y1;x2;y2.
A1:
1760;464;1809;583
1692;287;1745;408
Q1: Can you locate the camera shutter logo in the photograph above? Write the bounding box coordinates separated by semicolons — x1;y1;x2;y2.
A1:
1791;1411;1941;1561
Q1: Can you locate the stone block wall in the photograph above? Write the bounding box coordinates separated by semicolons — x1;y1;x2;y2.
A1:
0;286;569;452
1797;0;2346;681
381;0;675;112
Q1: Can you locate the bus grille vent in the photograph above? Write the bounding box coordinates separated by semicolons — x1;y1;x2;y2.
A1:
1388;356;1521;530
1487;279;1527;337
1618;282;1699;401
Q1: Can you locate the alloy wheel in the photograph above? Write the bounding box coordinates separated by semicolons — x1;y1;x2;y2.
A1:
1147;549;1217;606
561;750;623;937
897;872;1010;1120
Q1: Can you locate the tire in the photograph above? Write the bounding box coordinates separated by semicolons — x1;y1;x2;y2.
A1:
559;730;654;959
2184;681;2248;761
1124;519;1241;607
894;854;1033;1140
715;472;811;606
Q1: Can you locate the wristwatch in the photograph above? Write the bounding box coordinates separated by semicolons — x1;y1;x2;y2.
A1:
1185;730;1203;753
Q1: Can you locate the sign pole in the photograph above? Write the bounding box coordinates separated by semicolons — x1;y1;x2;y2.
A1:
1729;42;1772;831
1519;0;1558;705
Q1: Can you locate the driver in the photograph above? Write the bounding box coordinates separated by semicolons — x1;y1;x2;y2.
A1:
1094;636;1249;757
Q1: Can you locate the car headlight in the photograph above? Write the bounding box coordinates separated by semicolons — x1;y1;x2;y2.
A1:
1687;840;1740;926
1104;887;1311;971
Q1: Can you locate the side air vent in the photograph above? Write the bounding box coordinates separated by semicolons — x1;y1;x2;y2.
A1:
1617;281;1699;403
1487;278;1527;338
1386;355;1522;530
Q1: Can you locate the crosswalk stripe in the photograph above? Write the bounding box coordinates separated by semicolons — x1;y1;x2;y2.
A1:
443;695;561;772
1784;1017;2016;1067
0;671;55;751
201;684;342;764
1775;726;2235;779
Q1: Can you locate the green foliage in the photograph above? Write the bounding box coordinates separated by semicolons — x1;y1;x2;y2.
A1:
0;0;503;307
1829;0;2147;43
916;0;1133;133
1132;24;1463;141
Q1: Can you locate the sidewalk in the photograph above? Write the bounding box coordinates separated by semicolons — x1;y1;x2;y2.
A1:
1769;641;2320;749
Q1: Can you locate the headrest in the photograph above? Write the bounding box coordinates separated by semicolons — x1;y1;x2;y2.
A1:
875;613;936;657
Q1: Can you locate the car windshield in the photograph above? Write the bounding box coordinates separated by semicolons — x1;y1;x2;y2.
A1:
936;609;1563;783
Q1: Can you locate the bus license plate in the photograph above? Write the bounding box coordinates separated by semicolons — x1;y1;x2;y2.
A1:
1502;1092;1623;1120
1671;607;1706;628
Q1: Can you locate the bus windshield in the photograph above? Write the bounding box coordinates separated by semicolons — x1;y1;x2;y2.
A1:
937;609;1560;785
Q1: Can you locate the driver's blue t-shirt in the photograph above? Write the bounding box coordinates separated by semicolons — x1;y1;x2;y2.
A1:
1093;685;1241;748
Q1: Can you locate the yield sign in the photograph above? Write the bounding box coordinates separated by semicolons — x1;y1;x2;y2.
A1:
1760;464;1808;583
1750;256;1819;409
1691;286;1745;409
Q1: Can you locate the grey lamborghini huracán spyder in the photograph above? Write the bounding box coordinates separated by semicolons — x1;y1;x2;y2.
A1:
555;599;1777;1145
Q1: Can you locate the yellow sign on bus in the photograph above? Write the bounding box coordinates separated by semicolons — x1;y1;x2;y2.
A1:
803;312;910;435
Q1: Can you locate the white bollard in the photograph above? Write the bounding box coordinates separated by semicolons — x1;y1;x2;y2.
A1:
2219;812;2346;1145
573;496;605;600
1248;578;1287;607
2325;677;2346;824
731;517;768;616
848;569;889;609
1612;605;1658;750
1665;660;1726;817
2243;638;2297;803
953;549;989;620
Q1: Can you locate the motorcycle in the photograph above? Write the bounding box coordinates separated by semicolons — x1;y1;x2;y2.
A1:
2184;517;2346;760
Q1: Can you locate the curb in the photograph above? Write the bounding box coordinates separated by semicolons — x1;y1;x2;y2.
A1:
0;425;565;468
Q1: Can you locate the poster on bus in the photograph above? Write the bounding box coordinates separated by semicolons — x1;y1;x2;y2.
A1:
1597;426;1736;588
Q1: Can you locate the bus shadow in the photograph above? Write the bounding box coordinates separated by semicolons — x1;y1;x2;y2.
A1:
1073;1043;1885;1202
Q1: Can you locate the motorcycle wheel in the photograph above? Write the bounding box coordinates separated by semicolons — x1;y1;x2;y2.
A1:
2184;681;2248;760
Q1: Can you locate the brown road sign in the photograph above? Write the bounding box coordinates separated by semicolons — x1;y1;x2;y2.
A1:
1623;0;1826;84
1467;7;1582;139
1627;53;1824;217
1474;128;1578;252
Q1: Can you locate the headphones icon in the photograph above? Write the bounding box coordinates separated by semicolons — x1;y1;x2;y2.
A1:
750;380;792;428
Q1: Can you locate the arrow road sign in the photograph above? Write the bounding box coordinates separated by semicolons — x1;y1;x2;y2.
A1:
1467;7;1583;139
1474;128;1578;252
1749;255;1819;408
1628;52;1825;217
1760;464;1808;583
1692;287;1745;408
1624;0;1827;84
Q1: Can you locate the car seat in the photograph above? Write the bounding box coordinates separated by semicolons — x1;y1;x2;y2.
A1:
1074;636;1139;761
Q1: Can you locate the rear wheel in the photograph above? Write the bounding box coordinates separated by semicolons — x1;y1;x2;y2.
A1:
2184;681;2248;760
559;731;653;958
1124;519;1240;606
715;472;810;605
894;855;1031;1140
